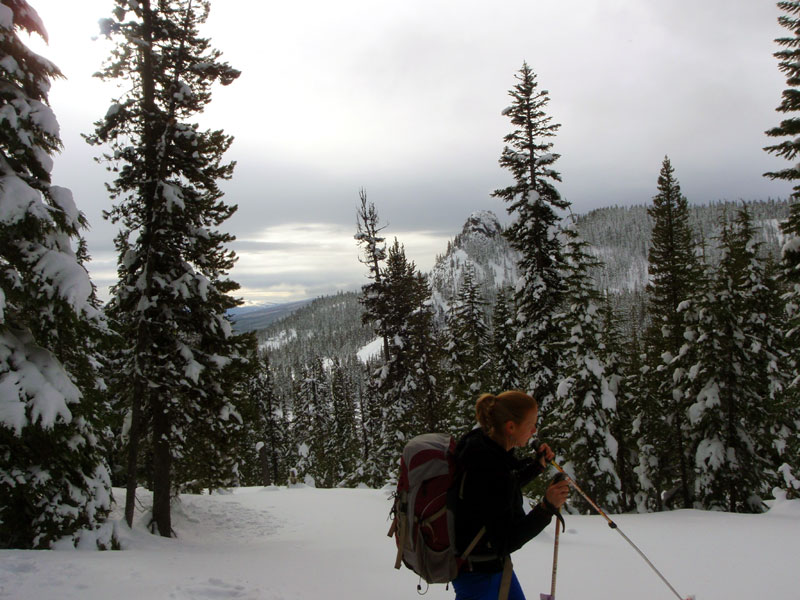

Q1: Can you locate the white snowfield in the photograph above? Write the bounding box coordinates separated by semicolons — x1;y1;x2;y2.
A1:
1;486;798;600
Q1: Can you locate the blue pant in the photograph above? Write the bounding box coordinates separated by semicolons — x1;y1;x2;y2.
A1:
452;570;526;600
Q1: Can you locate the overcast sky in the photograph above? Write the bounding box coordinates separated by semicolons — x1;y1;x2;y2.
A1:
25;0;793;305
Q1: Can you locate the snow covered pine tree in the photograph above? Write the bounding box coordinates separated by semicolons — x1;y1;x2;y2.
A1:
0;0;115;549
86;0;251;536
764;0;800;497
491;62;568;406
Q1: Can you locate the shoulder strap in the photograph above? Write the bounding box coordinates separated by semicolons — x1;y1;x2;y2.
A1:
459;525;486;560
498;555;513;600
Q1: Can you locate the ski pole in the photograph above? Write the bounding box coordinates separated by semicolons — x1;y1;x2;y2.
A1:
549;461;693;600
540;472;566;600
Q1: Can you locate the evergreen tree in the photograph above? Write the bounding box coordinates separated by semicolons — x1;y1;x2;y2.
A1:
491;62;567;405
765;1;800;195
490;287;520;391
355;190;390;360
548;225;621;513
374;239;445;481
239;350;288;486
637;156;702;510
329;357;359;485
293;357;330;486
346;360;384;487
601;295;639;512
764;0;800;497
0;0;115;549
87;0;247;535
445;264;492;433
672;208;789;511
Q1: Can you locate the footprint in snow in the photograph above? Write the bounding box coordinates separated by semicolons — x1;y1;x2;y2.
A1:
171;578;252;599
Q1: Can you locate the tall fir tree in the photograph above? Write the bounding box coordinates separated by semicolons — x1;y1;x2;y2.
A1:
764;0;800;497
637;156;702;510
86;0;249;535
0;0;115;549
491;62;568;406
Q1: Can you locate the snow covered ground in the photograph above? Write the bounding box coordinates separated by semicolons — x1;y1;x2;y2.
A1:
1;486;798;600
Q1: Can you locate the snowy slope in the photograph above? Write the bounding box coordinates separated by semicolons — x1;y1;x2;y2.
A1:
2;486;798;600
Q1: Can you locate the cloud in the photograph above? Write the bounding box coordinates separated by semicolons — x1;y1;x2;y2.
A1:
24;0;798;307
231;222;451;305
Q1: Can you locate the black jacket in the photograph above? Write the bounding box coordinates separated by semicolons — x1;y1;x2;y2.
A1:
448;427;554;573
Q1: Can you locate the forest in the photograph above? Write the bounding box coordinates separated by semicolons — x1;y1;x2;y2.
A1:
1;0;799;551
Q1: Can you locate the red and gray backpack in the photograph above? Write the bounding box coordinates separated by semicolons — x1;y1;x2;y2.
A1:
387;433;486;586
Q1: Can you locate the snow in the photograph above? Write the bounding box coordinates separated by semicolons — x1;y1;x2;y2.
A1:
1;486;797;599
0;172;51;225
0;328;79;433
357;336;383;362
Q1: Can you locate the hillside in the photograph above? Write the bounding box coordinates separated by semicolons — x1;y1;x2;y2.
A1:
230;299;313;333
247;198;792;361
577;198;789;291
253;291;375;367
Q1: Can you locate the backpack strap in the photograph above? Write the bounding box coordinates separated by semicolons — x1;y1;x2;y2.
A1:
498;555;513;600
460;525;486;561
392;512;408;570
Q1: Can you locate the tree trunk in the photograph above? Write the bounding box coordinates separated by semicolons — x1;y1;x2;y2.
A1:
124;386;142;527
151;394;172;537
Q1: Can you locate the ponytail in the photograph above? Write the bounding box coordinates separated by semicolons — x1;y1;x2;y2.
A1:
475;390;537;438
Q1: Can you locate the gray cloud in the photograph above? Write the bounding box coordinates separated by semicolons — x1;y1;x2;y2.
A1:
29;0;797;305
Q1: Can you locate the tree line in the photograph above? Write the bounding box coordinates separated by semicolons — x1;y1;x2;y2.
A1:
1;0;799;551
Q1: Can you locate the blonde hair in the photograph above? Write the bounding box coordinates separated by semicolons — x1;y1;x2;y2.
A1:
475;390;538;439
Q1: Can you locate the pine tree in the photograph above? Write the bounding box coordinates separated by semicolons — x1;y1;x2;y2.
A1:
548;225;621;513
601;295;639;512
238;350;287;486
0;1;116;549
293;357;330;487
86;0;247;535
637;156;702;510
673;208;789;511
374;239;445;481
355;190;390;360
346;360;384;487
445;264;492;433
490;287;520;391
329;357;359;484
764;0;800;498
491;62;567;405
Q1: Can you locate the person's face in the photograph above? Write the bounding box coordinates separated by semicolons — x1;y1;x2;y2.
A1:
508;407;538;449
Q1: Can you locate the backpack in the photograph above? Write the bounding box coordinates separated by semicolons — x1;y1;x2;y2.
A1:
387;433;486;586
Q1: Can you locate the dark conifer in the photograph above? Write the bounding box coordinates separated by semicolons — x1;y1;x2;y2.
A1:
638;157;702;509
492;62;567;405
765;0;800;496
87;0;248;535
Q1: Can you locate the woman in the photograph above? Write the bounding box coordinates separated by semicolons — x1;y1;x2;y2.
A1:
448;390;569;600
